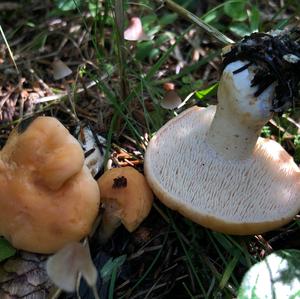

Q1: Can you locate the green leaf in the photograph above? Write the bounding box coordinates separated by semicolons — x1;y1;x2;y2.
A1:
229;23;251;37
294;145;300;163
261;125;271;138
54;0;78;11
0;238;16;262
159;13;178;26
149;48;160;60
155;32;174;46
141;14;157;30
294;135;300;146
100;255;127;283
182;76;193;84
220;249;241;289
224;1;248;22
275;19;290;30
136;41;154;61
195;83;218;101
202;10;221;24
238;250;300;299
88;2;98;18
249;6;260;32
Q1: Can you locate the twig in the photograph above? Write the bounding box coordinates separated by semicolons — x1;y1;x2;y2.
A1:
269;119;293;138
283;115;300;131
33;80;97;104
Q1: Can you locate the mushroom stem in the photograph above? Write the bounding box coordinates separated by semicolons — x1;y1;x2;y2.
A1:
98;213;121;244
206;107;260;160
205;60;275;160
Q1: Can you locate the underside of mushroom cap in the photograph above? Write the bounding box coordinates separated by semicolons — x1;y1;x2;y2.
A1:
144;106;300;235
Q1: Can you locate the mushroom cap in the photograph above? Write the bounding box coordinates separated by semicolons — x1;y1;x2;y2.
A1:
124;17;149;41
0;117;100;253
52;59;72;80
97;166;153;232
144;106;300;234
161;90;182;110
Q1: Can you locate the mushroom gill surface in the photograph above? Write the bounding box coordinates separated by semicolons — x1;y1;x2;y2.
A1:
145;106;300;234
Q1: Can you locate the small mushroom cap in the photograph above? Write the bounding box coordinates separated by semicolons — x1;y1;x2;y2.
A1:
97;166;153;232
161;90;182;110
0;117;100;253
124;17;149;41
52;59;72;80
145;106;300;235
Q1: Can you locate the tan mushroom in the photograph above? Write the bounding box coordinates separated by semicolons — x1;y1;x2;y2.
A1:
145;60;300;235
161;83;182;110
0;117;100;253
97;166;153;243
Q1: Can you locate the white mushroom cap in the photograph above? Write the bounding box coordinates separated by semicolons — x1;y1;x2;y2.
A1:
144;62;300;235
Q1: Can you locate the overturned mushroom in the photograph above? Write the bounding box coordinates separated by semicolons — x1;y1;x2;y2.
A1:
97;166;153;243
145;31;300;235
0;117;100;253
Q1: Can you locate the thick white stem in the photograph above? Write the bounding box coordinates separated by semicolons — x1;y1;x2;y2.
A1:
206;106;261;160
206;61;275;160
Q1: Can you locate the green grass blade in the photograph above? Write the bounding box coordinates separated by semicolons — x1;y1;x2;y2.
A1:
169;214;208;298
108;266;118;299
0;25;19;73
219;250;240;289
119;227;170;299
163;0;234;45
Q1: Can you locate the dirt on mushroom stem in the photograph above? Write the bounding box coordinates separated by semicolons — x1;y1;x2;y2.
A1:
222;29;300;113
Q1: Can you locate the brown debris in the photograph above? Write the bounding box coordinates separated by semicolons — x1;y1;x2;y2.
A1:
0;252;53;299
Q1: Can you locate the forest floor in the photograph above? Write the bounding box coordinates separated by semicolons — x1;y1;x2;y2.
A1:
0;1;300;298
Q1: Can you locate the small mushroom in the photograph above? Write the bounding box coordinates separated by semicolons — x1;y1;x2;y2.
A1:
124;17;149;41
97;166;153;243
160;83;182;110
161;91;182;110
46;242;98;293
0;117;100;253
145;33;300;235
52;59;72;80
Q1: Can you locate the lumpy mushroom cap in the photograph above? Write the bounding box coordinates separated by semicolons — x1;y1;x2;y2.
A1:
0;117;100;253
97;166;153;232
144;106;300;234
